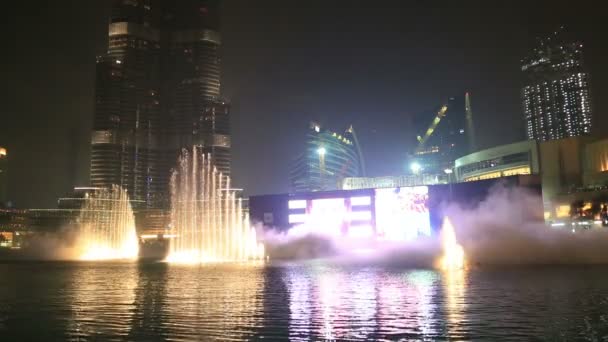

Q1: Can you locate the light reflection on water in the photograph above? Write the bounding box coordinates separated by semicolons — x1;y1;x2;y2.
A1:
285;266;442;340
67;264;138;340
1;262;608;341
162;264;265;341
443;268;467;339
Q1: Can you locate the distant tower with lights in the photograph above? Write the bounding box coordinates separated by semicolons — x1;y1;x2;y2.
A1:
521;27;593;142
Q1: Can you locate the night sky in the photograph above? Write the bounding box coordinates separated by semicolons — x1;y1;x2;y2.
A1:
1;0;605;208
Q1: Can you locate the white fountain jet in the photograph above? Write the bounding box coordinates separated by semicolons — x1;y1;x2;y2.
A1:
78;185;139;260
166;146;265;263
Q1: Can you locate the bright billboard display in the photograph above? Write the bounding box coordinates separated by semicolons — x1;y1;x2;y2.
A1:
288;195;374;238
374;186;431;241
308;198;348;236
286;187;431;241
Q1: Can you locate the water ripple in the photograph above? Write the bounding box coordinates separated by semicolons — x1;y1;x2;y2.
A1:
1;262;608;340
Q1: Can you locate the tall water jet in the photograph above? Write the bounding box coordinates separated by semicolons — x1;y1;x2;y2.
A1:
166;146;265;263
438;217;465;270
77;185;139;260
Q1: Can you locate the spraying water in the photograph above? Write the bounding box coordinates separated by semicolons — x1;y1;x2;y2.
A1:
438;217;465;270
77;185;139;260
166;146;265;263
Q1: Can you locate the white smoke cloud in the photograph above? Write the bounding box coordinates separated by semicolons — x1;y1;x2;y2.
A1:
17;225;83;260
260;184;608;266
448;185;608;265
259;223;442;267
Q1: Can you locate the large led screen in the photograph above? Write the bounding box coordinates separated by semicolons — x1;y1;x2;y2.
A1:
309;198;347;236
374;186;431;241
288;196;374;238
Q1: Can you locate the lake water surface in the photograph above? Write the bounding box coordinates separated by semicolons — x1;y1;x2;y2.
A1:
1;261;608;341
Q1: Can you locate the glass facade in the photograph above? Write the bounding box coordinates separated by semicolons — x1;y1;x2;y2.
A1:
454;140;538;183
521;28;593;142
290;123;365;193
91;0;229;208
457;152;531;177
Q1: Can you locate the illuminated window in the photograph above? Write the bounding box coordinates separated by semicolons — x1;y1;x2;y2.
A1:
288;214;306;224
288;200;307;209
350;196;371;206
349;211;372;222
348;225;374;238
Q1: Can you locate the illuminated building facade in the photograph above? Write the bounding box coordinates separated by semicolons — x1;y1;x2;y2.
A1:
290;122;365;193
455;137;608;211
455;140;539;183
91;0;228;208
250;176;541;236
91;0;163;208
521;27;592;141
0;147;7;206
410;93;475;179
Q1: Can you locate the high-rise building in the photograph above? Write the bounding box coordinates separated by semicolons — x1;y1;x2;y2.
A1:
91;0;229;208
410;93;475;179
90;0;163;208
521;27;592;142
0;147;7;206
290;122;365;193
162;1;230;177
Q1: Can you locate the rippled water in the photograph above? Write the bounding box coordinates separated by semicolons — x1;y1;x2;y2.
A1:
1;262;608;341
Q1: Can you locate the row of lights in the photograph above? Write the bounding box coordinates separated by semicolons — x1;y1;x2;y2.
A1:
409;162;452;175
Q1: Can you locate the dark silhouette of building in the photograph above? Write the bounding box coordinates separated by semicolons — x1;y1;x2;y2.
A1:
0;146;7;207
290;122;365;193
409;93;475;179
90;0;229;208
521;27;592;142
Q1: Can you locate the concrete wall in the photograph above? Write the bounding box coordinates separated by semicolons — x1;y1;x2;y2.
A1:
584;139;608;186
538;137;588;200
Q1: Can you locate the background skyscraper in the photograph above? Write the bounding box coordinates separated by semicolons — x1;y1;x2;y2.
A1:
90;0;229;208
289;122;365;193
521;27;593;142
410;93;475;178
163;0;230;177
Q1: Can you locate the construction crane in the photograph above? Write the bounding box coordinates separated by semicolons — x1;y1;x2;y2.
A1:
347;125;366;177
415;104;448;154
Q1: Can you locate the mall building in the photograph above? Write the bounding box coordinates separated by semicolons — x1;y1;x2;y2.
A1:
454;136;608;220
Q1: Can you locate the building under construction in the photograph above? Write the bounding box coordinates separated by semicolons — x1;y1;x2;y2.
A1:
409;93;476;180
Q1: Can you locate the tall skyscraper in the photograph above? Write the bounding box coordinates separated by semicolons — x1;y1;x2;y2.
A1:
162;0;230;177
290;122;365;193
91;0;229;208
521;27;592;142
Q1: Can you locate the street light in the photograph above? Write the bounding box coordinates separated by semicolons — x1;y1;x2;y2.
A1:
317;147;326;156
444;168;454;200
410;162;422;174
